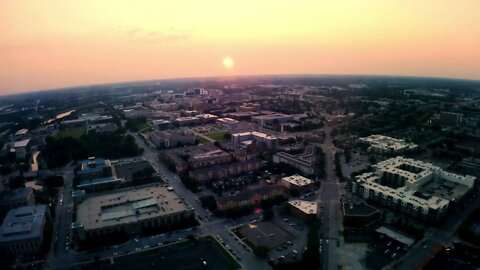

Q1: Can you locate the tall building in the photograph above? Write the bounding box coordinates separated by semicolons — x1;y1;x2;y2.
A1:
231;131;278;151
0;205;48;255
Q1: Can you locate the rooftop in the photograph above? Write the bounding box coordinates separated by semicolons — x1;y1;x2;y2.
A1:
0;188;33;204
375;226;415;246
288;200;318;215
0;205;46;242
360;135;417;152
78;157;111;176
282;174;314;186
76;186;191;230
342;202;379;217
14;139;30;148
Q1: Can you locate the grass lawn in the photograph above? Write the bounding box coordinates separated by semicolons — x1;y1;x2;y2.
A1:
197;136;210;144
137;122;152;133
56;127;85;138
206;131;227;141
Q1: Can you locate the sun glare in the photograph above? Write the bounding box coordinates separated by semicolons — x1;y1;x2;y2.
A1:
223;57;234;69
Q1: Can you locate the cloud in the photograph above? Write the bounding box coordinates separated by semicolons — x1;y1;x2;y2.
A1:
122;26;194;43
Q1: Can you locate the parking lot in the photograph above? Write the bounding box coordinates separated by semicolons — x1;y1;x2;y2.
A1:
365;235;409;270
75;237;240;270
236;221;293;249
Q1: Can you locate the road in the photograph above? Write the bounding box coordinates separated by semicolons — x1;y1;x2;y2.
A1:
42;132;268;270
392;191;480;270
317;125;342;270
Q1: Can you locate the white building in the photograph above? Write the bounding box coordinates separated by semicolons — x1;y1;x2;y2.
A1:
359;135;417;154
351;157;476;221
281;174;314;193
231;131;278;150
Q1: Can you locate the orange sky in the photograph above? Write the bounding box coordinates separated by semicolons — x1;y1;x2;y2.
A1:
1;0;480;94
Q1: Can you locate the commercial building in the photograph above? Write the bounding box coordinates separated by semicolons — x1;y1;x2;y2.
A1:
152;120;171;130
148;130;196;148
231;131;278;151
281;175;314;193
359;135;418;154
73;186;195;242
342;202;381;241
174;116;201;126
13;139;31;159
351;157;476;221
216;185;284;211
76;157;122;192
288;200;318;221
273;146;317;175
374;226;415;248
216;118;238;128
252;113;292;126
0;187;35;216
189;159;264;182
0;205;48;255
195;114;218;123
188;149;232;169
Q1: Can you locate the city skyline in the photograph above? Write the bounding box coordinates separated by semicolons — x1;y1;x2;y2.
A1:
1;0;480;94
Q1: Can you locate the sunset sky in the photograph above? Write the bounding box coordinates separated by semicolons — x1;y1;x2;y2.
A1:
1;0;480;94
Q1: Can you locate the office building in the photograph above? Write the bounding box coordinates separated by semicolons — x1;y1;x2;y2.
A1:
73;186;195;242
359;135;418;154
231;131;278;151
0;205;48;255
288;200;318;221
281;174;314;193
216;185;283;211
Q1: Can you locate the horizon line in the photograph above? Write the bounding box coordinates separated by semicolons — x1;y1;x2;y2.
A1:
2;72;480;98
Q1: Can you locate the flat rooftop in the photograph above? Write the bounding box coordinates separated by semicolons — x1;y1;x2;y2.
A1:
76;186;191;230
0;205;46;242
375;226;415;246
289;200;318;215
282;174;313;187
343;202;379;217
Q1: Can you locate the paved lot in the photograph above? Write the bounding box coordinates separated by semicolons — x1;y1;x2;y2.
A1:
75;238;240;270
340;243;368;270
238;221;293;249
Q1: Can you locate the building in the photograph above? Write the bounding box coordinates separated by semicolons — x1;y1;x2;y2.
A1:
281;175;314;194
374;226;415;249
252;113;292;126
342;202;380;228
76;157;122;192
216;185;284;211
73;186;195;242
273;146;317;175
188;149;232;169
359;135;418;154
189;159;264;183
195;114;218;123
14;129;29;140
231;131;278;151
0;188;35;216
351;157;476;222
174;117;201;126
216;118;238;128
437;111;463;127
288;200;318;221
342;202;381;241
13;139;31;159
0;205;48;255
152;120;171;130
148;130;196;148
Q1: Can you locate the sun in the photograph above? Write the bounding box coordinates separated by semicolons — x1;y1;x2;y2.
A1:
223;57;234;69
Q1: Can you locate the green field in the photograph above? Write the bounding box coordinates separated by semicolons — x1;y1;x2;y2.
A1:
197;136;210;144
56;127;85;138
76;237;240;270
206;131;228;141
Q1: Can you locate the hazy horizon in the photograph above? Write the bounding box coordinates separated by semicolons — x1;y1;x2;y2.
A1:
2;0;480;94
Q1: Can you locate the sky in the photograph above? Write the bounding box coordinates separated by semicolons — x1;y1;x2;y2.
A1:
1;0;480;94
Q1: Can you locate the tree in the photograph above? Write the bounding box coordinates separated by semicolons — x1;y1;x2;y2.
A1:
43;175;64;188
263;208;274;221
